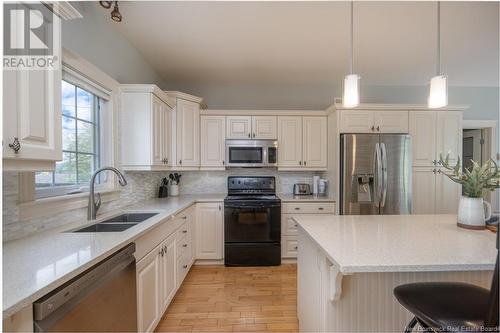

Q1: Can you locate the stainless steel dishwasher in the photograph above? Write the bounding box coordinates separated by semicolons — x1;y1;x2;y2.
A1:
33;243;137;332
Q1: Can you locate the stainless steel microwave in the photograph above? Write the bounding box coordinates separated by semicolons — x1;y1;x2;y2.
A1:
225;140;278;168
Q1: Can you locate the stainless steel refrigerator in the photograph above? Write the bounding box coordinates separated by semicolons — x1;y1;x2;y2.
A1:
340;134;412;215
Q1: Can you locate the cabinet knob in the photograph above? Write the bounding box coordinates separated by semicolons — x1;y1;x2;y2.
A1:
182;230;188;233
253;133;256;138
8;137;20;154
294;246;298;250
181;216;187;220
222;160;225;165
183;244;188;247
432;169;437;174
294;224;298;228
183;264;188;269
299;161;302;166
294;207;300;210
165;158;168;164
179;159;182;165
371;126;375;131
318;207;324;210
248;133;251;138
376;126;380;131
304;161;307;166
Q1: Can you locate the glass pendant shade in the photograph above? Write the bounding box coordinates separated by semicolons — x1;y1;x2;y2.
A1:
343;74;360;108
428;75;448;108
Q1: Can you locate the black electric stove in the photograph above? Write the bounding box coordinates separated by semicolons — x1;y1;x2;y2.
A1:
224;177;281;266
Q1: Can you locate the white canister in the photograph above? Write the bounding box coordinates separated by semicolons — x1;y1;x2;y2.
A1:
457;196;491;230
169;184;179;197
313;176;319;195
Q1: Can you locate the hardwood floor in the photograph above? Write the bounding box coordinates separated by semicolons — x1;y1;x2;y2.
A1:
155;264;298;332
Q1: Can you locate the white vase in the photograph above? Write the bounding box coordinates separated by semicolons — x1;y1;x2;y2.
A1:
457;196;491;230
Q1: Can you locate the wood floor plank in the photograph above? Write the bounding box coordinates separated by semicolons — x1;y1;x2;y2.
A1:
155;264;297;332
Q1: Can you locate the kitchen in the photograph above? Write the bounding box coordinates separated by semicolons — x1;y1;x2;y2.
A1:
2;1;500;333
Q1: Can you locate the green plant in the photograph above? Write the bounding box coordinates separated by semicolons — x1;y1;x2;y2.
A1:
439;153;500;198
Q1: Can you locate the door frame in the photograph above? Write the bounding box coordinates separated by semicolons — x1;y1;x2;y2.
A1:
462;120;499;213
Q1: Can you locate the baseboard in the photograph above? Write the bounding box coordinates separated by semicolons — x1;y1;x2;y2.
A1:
194;259;224;265
281;258;297;264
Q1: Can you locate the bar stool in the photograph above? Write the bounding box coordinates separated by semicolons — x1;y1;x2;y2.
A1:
394;231;499;332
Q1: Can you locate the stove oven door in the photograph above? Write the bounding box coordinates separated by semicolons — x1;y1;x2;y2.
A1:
224;202;281;243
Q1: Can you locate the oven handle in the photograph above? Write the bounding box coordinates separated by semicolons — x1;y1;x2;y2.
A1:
224;204;281;209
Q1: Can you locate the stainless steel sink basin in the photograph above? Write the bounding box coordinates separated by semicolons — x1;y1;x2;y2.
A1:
71;213;159;233
99;213;158;224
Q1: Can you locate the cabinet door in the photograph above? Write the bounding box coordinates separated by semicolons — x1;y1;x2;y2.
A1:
162;103;172;166
152;95;164;166
3;9;62;166
303;117;327;168
137;246;161;333
339;110;374;133
252;116;277;139
226;116;252;139
195;203;223;260
160;233;177;312
436;112;462;165
409;112;437;167
176;98;200;167
278;117;303;167
374;111;409;133
412;168;436;214
436;169;461;214
200;116;226;167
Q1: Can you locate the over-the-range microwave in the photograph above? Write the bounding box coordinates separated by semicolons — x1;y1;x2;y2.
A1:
225;140;278;168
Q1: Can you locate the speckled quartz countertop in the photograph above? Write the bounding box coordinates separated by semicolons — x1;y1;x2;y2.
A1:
277;193;336;202
295;214;497;274
2;194;225;318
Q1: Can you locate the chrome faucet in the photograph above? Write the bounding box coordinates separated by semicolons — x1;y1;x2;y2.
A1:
88;167;128;220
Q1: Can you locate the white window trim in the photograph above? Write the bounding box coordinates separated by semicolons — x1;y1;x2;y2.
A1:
18;48;122;220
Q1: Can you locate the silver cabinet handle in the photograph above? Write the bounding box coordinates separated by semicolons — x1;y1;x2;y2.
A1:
179;159;182;165
294;246;298;250
183;264;188;269
432;168;437;174
371;126;375;131
222;160;225;165
376;126;380;131
165;158;168;164
248;133;251;138
164;246;167;253
160;248;164;256
299;161;302;166
8;137;20;154
182;230;188;233
432;159;437;165
182;244;188;247
304;161;307;166
294;207;300;210
252;133;255;138
318;207;324;210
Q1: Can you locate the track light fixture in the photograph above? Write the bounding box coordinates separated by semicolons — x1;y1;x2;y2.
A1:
100;1;122;22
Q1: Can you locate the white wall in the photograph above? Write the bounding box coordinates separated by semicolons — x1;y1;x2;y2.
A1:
62;2;167;88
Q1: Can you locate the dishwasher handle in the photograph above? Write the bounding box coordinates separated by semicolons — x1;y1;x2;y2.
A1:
33;243;136;321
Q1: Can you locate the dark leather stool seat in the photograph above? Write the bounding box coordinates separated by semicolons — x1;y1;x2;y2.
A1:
394;282;490;330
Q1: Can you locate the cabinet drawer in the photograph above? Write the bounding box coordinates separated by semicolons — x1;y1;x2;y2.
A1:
177;253;191;286
282;202;335;214
177;220;192;239
282;214;299;236
282;236;298;258
177;236;192;259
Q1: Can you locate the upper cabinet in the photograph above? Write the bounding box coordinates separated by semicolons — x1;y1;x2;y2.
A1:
278;116;327;170
3;4;63;171
339;110;408;133
121;85;173;170
166;92;203;170
226;115;277;140
200;116;226;169
409;111;462;166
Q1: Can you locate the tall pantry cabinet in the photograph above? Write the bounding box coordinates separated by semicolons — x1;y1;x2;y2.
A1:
410;111;463;214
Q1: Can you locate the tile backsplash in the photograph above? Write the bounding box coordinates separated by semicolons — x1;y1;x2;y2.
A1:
2;169;321;242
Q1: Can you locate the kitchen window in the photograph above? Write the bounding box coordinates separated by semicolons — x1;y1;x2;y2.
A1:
35;81;102;198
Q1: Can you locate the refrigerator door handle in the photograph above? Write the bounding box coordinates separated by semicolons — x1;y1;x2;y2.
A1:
374;143;383;207
380;142;388;207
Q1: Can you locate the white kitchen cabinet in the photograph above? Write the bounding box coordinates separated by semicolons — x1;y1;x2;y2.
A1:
159;233;177;312
3;7;62;171
278;116;327;170
195;202;223;260
252;116;277;139
303;117;328;168
436;169;461;214
339;110;408;133
136;244;161;333
176;98;200;167
412;168;437;214
200;116;226;168
226;115;277;140
121;85;172;170
278;117;303;168
226;116;252;139
409;112;437;167
436;111;462;164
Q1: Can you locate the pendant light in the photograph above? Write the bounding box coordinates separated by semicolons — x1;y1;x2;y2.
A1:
343;1;360;108
428;2;447;108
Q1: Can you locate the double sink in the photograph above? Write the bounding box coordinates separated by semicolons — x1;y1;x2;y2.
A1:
72;213;159;233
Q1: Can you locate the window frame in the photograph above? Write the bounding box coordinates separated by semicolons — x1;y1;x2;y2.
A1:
17;48;121;221
35;81;103;197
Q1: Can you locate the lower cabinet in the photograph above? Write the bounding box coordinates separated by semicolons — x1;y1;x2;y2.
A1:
159;233;177;311
136;244;161;333
412;167;461;214
281;202;335;259
195;203;224;260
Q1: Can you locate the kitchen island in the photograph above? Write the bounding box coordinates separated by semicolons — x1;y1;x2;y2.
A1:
295;214;497;332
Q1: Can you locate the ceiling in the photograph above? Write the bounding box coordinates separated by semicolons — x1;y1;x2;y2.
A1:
97;1;499;89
